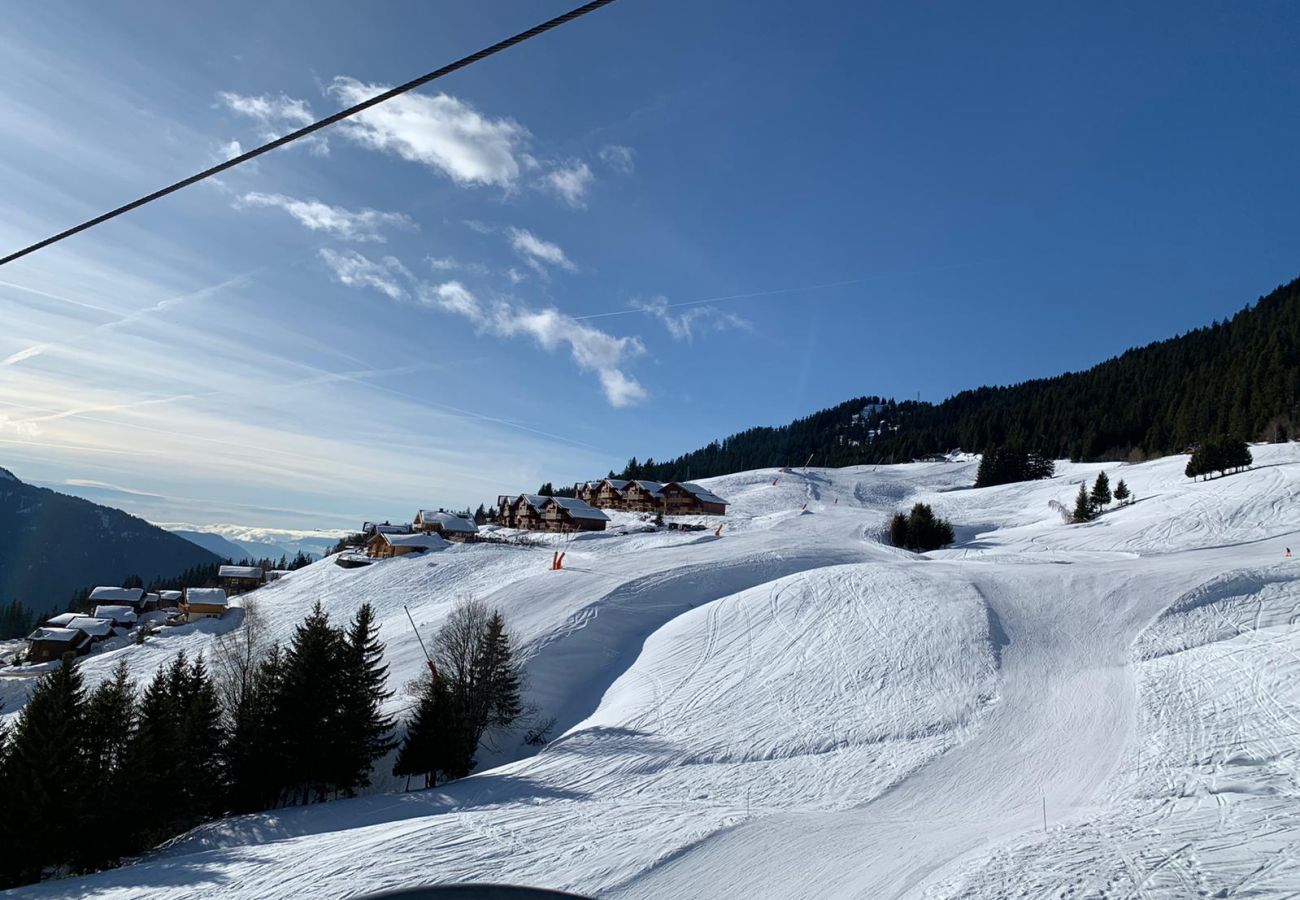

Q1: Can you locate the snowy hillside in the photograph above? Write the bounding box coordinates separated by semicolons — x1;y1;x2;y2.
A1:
8;445;1300;899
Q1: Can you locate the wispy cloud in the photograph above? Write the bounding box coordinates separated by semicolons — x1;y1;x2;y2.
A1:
216;91;327;154
0;414;40;437
235;192;414;243
318;248;411;300
427;281;646;407
544;160;595;208
631;296;751;342
329;78;528;188
509;227;576;273
598;144;635;175
64;478;165;499
2;344;47;366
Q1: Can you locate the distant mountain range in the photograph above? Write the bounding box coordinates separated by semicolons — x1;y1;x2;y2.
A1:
622;276;1300;483
0;467;222;608
162;524;341;562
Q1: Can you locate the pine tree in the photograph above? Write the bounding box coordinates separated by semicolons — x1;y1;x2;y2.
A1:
73;661;137;871
0;655;88;885
1072;483;1094;523
1113;479;1131;506
339;603;397;795
393;675;453;790
280;602;350;803
474;612;523;731
123;657;188;847
473;504;488;526
228;644;290;813
1090;471;1112;510
178;658;226;822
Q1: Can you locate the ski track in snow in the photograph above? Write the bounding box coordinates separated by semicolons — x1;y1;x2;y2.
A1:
7;447;1300;898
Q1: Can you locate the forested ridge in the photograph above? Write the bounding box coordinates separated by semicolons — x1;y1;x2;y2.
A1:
622;277;1300;483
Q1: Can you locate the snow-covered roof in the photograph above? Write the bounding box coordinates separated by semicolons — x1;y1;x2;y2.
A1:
94;605;138;623
673;482;728;506
588;478;629;490
66;617;114;638
26;627;88;644
144;592;161;603
629;480;665;496
45;612;79;627
416;511;478;533
518;494;550;509
381;532;451;552
89;586;144;604
185;588;228;607
219;565;264;579
547;496;610;521
364;522;411;534
159;590;183;601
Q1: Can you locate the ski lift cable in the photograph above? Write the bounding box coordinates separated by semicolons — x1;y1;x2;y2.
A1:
0;0;621;269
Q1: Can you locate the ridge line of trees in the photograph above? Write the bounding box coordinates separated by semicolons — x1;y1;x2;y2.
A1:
0;598;526;889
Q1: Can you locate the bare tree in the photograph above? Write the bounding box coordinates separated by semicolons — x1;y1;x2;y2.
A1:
211;597;269;718
431;597;490;687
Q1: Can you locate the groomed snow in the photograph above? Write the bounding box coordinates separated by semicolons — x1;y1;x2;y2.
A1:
7;445;1300;898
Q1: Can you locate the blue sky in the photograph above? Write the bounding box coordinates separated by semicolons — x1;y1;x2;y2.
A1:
1;1;1298;531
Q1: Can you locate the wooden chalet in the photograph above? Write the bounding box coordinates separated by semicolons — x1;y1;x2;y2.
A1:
183;587;228;622
362;521;412;537
660;482;729;516
413;509;479;541
622;480;665;512
366;531;449;559
89;586;145;609
219;565;264;595
541;496;609;532
24;627;92;663
577;479;632;510
66;616;115;641
158;590;183;608
44;612;79;627
506;494;549;531
93;605;138;628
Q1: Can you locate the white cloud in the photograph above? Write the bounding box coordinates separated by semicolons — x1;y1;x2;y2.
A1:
2;344;46;366
318;248;411;300
509;227;576;273
631;296;751;342
217;91;314;129
428;256;459;271
420;280;483;322
219;139;244;161
544;160;595;208
426;281;646;407
329;77;528;188
506;267;527;285
217;91;327;154
236;192;413;242
0;414;40;437
598;144;635;174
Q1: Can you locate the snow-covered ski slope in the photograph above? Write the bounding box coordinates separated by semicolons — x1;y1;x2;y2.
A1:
10;445;1300;899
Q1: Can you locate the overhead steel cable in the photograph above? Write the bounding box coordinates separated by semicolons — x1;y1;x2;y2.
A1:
0;0;620;268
